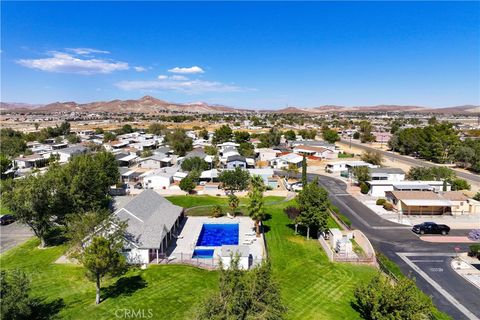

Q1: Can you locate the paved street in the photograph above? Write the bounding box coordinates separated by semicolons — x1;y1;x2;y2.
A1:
0;222;33;254
281;171;480;319
340;139;480;185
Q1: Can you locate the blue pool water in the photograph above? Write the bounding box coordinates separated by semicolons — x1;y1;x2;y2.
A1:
192;249;214;258
196;224;239;246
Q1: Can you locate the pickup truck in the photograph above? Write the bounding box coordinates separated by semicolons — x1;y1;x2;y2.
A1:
412;222;450;235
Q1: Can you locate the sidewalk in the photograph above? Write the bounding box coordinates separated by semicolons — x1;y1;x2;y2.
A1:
451;253;480;290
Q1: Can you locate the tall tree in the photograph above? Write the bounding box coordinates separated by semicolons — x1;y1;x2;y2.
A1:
248;175;266;237
213;125;233;144
322;128;340;144
297;178;330;239
301;155;307;186
219;167;250;195
165;129;193;156
80;237;126;304
234;131;250;144
359;121;375;143
352;166;371;184
181;156;209;172
197;258;286;320
228;194;239;215
354;274;435;320
0;270;35;319
361;151;384;166
284;130;296;141
4;175;55;248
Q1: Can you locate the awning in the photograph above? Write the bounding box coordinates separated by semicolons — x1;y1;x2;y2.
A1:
401;199;452;206
118;154;137;162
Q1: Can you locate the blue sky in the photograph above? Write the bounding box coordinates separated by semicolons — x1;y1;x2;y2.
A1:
1;1;479;109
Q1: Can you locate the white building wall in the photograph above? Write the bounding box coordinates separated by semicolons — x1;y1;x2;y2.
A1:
123;248;149;265
139;159;162;169
369;185;394;197
143;176;172;189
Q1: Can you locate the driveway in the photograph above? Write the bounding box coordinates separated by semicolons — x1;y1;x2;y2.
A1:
0;222;33;254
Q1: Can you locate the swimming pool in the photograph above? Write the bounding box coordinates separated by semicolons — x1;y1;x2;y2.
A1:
192;249;215;258
196;223;239;246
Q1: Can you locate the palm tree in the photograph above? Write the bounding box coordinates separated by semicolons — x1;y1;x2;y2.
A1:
228;194;239;216
248;175;266;237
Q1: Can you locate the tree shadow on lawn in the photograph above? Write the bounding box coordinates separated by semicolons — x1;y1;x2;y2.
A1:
30;298;65;320
44;227;68;246
286;223;319;239
102;275;147;301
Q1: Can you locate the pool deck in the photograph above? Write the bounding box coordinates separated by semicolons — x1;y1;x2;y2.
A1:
169;216;265;265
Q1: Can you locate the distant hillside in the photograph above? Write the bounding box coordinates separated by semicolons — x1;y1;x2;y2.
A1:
1;97;478;115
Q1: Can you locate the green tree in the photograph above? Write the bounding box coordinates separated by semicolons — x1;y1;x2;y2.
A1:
0;154;12;179
406;166;455;181
284;130;296;141
95;127;104;134
219;167;250;194
238;142;255;158
451;178;470;191
179;176;196;194
181;156;209;172
228;194;239;215
165;129;193;156
204;145;218;156
359;121;375;143
322;128;340;144
298;129;317;140
248;176;266;237
473;192;480;201
234;131;250;143
65;209;111;255
80;237;126;305
297;178;330;239
4;175;55;247
0;269;35;319
66;133;81;144
198;128;209;140
354;273;435;320
197;259;286;320
148;123;166;135
352;166;371;184
213;125;233;144
361;150;384;166
0;128;27;157
301;155;307;186
103;131;116;142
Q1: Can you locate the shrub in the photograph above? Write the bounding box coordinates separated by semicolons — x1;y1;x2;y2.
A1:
284;206;300;221
467;229;480;242
330;205;340;214
359;182;369;194
383;202;394;211
211;205;223;218
376;198;386;205
468;244;480;259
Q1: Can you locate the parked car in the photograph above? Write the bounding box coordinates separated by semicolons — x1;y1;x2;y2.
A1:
291;183;303;192
0;214;16;226
412;222;450;235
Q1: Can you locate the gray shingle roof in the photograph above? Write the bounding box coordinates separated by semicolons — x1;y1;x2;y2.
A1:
226;155;246;163
370;167;405;174
114;189;183;249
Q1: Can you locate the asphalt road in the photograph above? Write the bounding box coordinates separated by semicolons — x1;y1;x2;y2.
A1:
279;171;480;319
340;139;480;184
0;222;33;254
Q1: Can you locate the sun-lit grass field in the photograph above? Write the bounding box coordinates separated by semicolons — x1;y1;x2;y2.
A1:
1;195;376;319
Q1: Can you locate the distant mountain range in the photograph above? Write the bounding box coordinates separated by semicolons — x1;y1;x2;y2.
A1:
1;96;478;115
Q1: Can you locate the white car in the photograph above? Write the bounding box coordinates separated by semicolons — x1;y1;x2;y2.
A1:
291;183;303;192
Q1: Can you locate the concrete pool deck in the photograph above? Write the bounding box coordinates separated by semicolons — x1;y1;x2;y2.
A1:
169;216;265;266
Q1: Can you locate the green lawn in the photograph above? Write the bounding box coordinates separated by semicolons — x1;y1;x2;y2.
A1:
1;195;375;320
264;201;376;320
0;240;218;319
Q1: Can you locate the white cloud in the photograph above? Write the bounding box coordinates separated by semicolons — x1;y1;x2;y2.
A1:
16;52;129;75
168;66;204;74
134;66;147;72
157;75;168;80
171;75;188;81
116;78;244;93
66;48;110;55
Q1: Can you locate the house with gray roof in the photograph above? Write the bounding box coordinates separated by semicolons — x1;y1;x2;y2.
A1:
114;189;184;265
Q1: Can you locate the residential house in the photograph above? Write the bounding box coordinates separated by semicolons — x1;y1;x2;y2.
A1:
269;153;303;169
255;148;279;162
225;155;247;169
138;153;172;169
218;142;239;155
385;191;452;215
292;145;337;159
14;154;47;169
367;180;451;197
369;168;405;182
56;145;88;163
113;189;184;265
440;192;470;215
141;170;174;190
247;168;274;185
